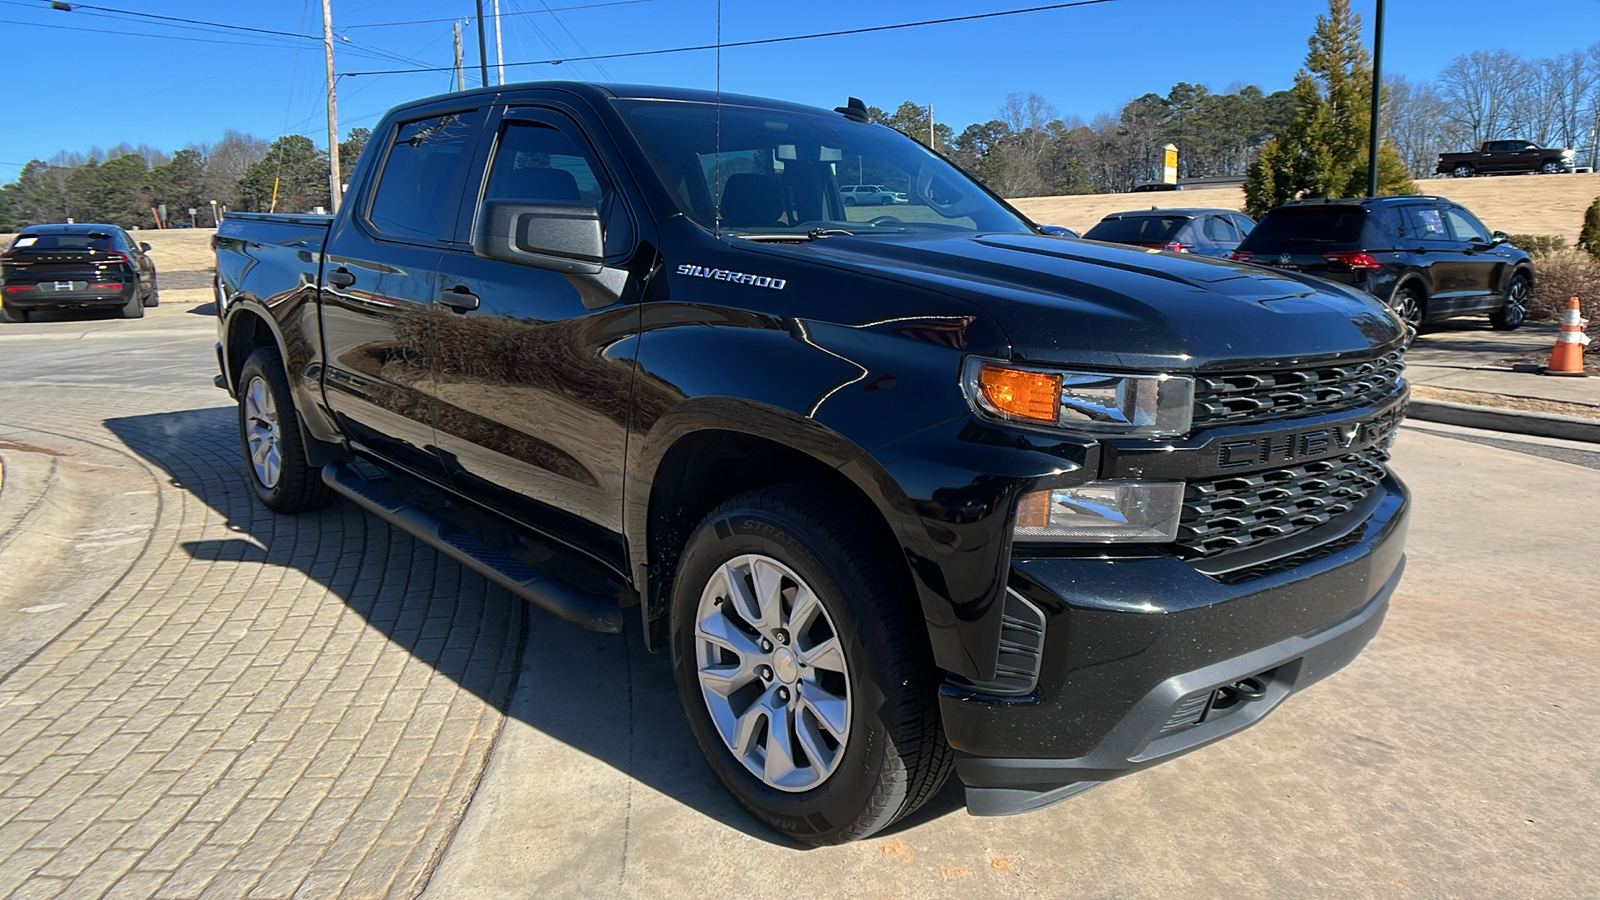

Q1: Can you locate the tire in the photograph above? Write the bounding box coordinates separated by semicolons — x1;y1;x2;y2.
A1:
1490;273;1530;330
1540;161;1559;175
0;302;27;324
143;280;160;307
118;289;144;319
237;345;334;513
1452;164;1474;178
670;483;952;845
843;196;856;206
1392;284;1425;346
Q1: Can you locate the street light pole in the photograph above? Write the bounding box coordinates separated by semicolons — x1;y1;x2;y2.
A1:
474;0;490;87
1366;0;1386;198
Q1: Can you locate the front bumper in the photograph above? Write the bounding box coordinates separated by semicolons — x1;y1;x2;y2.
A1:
947;473;1409;816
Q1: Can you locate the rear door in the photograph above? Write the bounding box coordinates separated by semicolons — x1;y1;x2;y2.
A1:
1401;204;1473;312
320;100;489;480
430;103;647;568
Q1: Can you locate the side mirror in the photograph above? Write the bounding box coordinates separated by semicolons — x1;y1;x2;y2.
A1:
1038;225;1077;238
473;199;604;274
139;242;152;251
1491;230;1509;245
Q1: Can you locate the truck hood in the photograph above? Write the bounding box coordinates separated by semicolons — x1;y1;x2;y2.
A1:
749;232;1406;371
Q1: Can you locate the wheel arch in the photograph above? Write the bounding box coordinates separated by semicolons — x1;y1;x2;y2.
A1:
221;301;345;465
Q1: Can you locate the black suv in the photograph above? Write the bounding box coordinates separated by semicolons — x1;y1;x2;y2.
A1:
1083;208;1255;259
0;223;159;322
1231;197;1533;340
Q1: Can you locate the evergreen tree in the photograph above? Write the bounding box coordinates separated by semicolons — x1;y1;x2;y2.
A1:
1244;0;1415;216
1579;195;1600;260
236;136;330;213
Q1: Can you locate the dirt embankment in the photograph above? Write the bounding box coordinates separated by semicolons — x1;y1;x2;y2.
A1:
1010;172;1600;241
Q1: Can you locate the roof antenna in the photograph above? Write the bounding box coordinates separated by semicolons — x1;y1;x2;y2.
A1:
713;0;722;239
835;97;870;123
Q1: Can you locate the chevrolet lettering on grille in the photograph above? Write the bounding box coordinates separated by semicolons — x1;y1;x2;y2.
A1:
1217;404;1404;470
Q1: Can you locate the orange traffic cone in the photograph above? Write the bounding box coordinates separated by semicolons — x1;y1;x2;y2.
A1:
1544;297;1590;376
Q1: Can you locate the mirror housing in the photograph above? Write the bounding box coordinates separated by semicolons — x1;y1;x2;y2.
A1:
1491;230;1509;244
1038;225;1077;238
139;242;152;251
473;199;604;274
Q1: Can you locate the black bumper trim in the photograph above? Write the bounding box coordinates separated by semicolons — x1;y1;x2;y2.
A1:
956;558;1402;816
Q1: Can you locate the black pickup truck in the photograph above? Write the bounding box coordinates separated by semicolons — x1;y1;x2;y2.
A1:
213;82;1411;845
1436;140;1576;177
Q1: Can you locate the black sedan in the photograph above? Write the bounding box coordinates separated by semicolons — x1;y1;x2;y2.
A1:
1;223;159;322
1082;207;1255;258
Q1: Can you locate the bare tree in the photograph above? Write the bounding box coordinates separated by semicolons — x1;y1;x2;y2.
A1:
197;129;269;209
1386;75;1467;176
1439;50;1533;144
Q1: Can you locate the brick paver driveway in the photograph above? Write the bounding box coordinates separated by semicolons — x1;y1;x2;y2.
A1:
0;308;521;898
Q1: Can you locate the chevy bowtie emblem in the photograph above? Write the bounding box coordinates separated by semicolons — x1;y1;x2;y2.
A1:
1337;424;1360;448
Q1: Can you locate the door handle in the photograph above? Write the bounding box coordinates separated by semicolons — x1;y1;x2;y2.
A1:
326;267;356;289
438;286;480;312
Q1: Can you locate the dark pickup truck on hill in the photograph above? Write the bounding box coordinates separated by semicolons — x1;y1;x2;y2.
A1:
213;82;1411;845
1436;140;1576;177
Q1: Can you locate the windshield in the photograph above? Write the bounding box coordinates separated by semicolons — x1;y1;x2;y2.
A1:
1084;216;1191;244
617;100;1031;237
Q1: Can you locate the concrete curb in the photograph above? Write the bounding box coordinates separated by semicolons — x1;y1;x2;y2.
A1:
1407;398;1600;444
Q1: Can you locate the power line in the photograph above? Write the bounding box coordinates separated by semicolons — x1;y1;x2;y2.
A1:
0;15;305;48
341;0;650;29
342;0;1118;77
21;0;319;40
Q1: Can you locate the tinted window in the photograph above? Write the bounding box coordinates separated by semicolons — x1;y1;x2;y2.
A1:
1237;208;1367;249
8;233;112;251
1443;207;1491;243
1404;206;1452;242
1203;216;1239;242
368;109;482;242
1084;215;1191;243
1229;214;1255;236
483;118;632;258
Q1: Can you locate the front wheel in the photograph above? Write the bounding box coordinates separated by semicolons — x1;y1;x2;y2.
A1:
670;484;951;845
1490;274;1529;330
1540;161;1560;175
237;345;334;513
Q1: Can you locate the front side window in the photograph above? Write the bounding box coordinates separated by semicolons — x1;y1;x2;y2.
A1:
618;100;1030;236
1443;208;1491;243
368;108;483;242
482;118;632;258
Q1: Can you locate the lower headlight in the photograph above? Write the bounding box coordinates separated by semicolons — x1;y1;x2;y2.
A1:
1014;480;1185;543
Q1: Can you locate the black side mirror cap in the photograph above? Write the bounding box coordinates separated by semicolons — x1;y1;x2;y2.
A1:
139;242;152;251
473;199;604;274
1038;225;1077;238
1491;230;1509;244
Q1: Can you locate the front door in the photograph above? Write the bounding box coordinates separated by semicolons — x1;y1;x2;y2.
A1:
1441;206;1507;310
431;105;646;569
320;103;486;479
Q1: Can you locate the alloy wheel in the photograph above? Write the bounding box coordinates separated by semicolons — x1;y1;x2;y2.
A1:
694;553;852;792
1395;290;1422;345
243;375;284;489
1503;278;1528;326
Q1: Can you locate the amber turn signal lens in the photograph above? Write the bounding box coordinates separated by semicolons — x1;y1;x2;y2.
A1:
1015;490;1051;530
977;365;1061;423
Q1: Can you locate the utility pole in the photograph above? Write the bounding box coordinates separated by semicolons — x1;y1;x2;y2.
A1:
453;21;464;91
493;0;505;85
322;0;342;212
928;102;934;152
474;0;489;87
1366;0;1386;198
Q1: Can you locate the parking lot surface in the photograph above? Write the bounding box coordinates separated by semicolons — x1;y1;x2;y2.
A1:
1;306;1598;898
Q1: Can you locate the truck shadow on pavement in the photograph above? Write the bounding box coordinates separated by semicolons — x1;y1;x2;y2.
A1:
104;407;964;848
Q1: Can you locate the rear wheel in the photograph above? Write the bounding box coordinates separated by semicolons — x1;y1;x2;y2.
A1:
237;345;334;513
143;280;160;307
0;302;27;324
670;483;951;845
1392;285;1424;346
1490;273;1530;330
1452;164;1474;178
118;290;144;319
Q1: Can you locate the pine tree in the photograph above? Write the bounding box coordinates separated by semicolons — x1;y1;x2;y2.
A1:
1580;196;1600;260
1243;0;1415;216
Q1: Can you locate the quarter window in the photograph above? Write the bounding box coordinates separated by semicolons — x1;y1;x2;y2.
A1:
368;109;483;242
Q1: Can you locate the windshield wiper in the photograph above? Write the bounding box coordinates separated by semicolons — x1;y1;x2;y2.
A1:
731;228;854;243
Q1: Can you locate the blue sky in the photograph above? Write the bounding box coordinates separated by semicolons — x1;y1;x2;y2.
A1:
1;0;1595;182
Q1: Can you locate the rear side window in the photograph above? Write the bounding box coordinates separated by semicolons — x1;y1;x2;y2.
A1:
368;109;483;242
1203;216;1239;242
1085;216;1191;243
1237;208;1367;249
482;118;633;259
1404;207;1452;243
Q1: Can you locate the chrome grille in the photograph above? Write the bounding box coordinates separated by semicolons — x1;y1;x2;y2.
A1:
1177;445;1391;559
1192;351;1405;428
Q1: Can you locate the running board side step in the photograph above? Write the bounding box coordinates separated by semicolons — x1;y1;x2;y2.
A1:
321;460;623;633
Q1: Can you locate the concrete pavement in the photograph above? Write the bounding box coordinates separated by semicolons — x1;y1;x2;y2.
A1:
1;304;1599;897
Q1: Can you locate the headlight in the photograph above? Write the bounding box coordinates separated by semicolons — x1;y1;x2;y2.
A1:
963;358;1194;437
1014;481;1185;543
